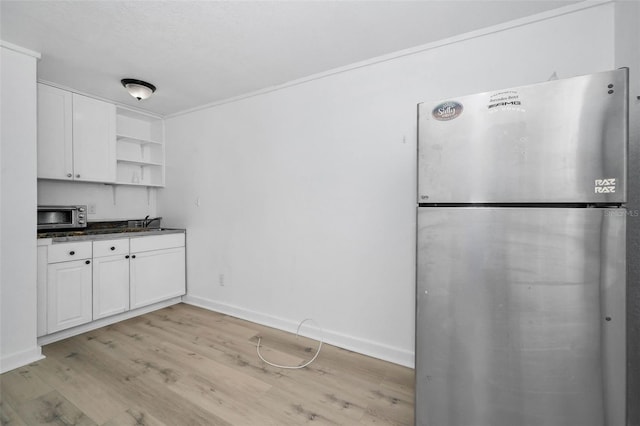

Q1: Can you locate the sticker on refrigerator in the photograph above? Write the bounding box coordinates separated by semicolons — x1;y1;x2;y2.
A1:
595;178;616;193
487;90;524;112
432;101;463;121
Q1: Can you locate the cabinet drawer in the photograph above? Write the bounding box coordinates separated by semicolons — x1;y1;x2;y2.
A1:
48;241;92;263
130;233;185;253
93;239;129;257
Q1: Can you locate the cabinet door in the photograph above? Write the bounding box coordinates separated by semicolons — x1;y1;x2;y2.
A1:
93;255;130;320
130;247;185;310
47;259;92;333
37;84;73;179
72;93;116;182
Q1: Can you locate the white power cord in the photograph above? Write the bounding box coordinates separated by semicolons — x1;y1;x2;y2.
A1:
255;318;323;369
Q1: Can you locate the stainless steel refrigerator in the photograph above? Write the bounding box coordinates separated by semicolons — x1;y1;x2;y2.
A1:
416;68;628;426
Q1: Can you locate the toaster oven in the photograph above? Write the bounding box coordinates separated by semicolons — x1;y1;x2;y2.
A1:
37;205;87;230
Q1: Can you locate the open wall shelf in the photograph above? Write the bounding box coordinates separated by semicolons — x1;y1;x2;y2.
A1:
115;108;165;187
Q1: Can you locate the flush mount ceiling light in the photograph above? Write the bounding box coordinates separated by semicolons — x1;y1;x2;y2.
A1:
121;79;156;100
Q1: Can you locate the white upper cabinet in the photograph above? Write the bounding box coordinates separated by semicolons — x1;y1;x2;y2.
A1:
38;84;116;183
37;84;73;179
37;84;163;186
72;93;116;182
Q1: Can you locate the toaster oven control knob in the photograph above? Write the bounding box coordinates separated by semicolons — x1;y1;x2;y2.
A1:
78;214;85;218
78;207;85;212
69;251;75;256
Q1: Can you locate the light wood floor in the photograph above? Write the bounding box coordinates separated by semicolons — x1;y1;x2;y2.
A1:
1;303;414;425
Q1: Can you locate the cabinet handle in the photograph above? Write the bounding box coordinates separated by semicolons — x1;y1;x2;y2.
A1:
69;251;75;256
110;246;116;251
76;174;80;178
131;255;136;259
125;255;130;259
67;173;72;178
85;260;91;265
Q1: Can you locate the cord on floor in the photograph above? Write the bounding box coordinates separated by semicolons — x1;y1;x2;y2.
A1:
255;318;323;369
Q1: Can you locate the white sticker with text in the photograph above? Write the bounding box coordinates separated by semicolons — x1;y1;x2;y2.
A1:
595;178;616;193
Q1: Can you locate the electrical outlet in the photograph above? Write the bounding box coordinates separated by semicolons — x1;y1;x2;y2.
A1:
219;274;225;286
88;203;96;214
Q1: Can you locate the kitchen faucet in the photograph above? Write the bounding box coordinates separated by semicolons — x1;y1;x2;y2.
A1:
143;215;162;228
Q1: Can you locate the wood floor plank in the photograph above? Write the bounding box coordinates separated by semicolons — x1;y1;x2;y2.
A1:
94;324;280;425
118;305;412;424
380;366;414;400
110;324;357;425
1;304;414;425
14;390;96;426
143;307;308;366
361;383;415;426
46;338;231;426
104;322;309;424
121;312;295;384
100;321;274;397
0;399;28;426
102;408;166;426
148;305;327;366
127;313;385;418
0;366;53;407
136;312;308;368
162;372;278;425
29;355;129;424
74;324;272;426
255;386;363;425
148;306;257;340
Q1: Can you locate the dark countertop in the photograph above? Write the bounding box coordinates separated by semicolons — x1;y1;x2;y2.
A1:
38;228;186;243
37;220;185;243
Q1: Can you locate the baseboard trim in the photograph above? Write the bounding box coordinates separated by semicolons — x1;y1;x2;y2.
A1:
38;297;183;346
0;346;45;374
182;295;414;368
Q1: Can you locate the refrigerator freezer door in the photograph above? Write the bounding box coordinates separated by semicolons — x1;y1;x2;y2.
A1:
418;69;628;204
416;207;625;426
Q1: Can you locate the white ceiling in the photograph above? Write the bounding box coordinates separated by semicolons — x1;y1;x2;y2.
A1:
1;0;581;116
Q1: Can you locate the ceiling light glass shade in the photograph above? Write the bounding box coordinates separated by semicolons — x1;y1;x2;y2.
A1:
121;79;156;100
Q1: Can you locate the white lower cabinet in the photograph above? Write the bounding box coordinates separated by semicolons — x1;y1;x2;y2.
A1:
130;247;186;309
92;239;130;320
46;241;93;333
39;233;185;337
130;234;186;309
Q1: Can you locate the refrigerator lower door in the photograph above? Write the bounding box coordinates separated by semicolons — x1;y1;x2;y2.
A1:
416;207;625;426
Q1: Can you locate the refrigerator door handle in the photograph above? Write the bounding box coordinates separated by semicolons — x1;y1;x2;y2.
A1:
600;211;626;426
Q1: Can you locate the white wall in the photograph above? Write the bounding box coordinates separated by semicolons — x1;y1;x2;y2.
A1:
37;180;157;221
0;43;44;372
160;3;616;367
